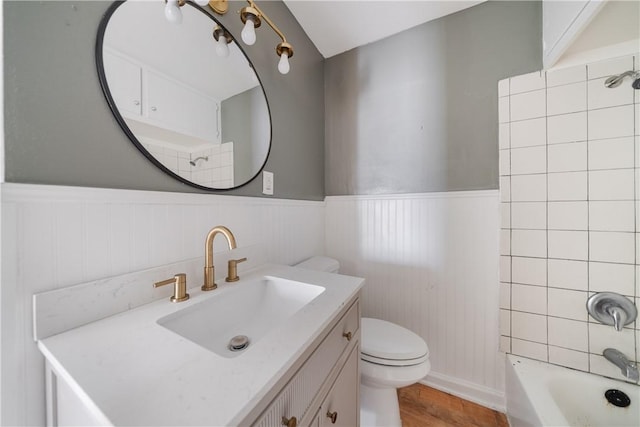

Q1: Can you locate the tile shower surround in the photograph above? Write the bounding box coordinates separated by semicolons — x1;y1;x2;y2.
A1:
498;54;640;382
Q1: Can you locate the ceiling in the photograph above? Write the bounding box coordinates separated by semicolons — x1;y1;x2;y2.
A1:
282;0;486;58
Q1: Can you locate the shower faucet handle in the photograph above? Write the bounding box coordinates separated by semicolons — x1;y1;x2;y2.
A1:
587;292;637;332
226;257;247;282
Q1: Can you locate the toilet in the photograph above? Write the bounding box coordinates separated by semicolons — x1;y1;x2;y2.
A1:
294;257;431;427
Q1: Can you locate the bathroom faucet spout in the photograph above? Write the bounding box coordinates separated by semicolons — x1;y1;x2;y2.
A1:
603;348;639;382
202;226;237;291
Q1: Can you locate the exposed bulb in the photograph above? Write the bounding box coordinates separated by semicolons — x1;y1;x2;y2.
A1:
194;0;209;6
216;37;229;58
241;18;256;45
164;0;182;24
278;52;290;74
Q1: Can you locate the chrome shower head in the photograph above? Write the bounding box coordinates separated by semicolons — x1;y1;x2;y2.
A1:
604;70;640;88
190;156;209;166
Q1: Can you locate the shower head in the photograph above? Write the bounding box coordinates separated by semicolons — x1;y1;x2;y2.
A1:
604;70;640;88
189;156;209;166
633;78;640;90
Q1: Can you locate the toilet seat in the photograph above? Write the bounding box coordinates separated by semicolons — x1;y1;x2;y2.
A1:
361;318;429;367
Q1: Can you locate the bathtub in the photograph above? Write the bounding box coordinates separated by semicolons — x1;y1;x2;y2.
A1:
506;355;640;427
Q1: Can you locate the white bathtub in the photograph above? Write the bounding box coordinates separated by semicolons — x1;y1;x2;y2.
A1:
506;355;640;427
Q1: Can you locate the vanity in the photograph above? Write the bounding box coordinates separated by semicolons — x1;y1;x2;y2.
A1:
34;260;363;426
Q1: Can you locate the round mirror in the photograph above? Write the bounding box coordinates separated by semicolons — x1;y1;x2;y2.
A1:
96;1;271;190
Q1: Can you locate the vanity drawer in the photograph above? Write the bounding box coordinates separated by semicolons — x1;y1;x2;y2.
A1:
252;300;360;427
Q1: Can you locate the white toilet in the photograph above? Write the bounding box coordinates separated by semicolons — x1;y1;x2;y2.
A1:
294;257;431;427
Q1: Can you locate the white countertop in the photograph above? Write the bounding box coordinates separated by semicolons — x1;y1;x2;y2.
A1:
38;264;363;426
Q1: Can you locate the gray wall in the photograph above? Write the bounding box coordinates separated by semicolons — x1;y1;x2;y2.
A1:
221;86;270;185
4;0;325;200
325;0;542;195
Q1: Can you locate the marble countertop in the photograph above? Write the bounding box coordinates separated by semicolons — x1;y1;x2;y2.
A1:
38;264;363;426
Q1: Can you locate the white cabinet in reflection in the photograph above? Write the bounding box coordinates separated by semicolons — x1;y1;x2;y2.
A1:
103;50;142;117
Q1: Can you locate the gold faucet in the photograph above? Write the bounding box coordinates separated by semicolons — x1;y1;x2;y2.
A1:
202;226;237;291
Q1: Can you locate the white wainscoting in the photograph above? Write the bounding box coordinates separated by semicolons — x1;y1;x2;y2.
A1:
0;183;325;426
325;190;505;410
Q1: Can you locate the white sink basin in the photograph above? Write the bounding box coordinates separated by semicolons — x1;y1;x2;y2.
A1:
157;276;325;357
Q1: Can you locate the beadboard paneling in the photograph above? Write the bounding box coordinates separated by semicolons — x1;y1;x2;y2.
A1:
0;183;325;427
325;191;504;410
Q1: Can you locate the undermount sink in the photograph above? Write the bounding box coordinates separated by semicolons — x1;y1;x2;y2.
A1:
157;276;325;358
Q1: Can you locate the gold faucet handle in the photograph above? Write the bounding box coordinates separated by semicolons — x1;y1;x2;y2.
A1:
226;257;247;282
154;273;190;303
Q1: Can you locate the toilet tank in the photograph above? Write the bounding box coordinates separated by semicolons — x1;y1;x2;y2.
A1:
294;256;340;273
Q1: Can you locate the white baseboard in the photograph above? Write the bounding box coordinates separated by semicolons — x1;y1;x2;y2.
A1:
421;371;506;413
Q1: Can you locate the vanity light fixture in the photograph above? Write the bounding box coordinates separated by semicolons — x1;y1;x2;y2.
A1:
213;26;232;58
164;0;294;75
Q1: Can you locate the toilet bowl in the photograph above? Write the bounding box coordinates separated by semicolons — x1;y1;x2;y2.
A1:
294;257;431;427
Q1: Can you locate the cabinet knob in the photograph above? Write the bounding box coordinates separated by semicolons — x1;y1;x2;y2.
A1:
342;331;352;341
326;410;338;424
133;100;140;106
151;106;157;112
281;416;297;427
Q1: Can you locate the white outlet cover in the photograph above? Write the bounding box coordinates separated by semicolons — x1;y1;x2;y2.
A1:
262;171;274;195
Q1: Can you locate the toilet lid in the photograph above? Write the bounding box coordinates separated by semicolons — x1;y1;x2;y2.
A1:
361;318;429;366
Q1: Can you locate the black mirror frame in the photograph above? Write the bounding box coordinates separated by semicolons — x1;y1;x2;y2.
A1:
95;0;272;191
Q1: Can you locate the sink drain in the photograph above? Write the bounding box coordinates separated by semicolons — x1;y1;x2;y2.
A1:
228;335;250;352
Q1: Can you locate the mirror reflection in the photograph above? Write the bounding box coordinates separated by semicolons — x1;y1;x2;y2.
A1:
99;1;271;189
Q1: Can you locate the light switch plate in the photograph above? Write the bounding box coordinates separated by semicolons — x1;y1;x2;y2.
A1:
262;171;274;195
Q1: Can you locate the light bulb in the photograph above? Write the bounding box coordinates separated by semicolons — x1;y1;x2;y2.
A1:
241;18;256;45
216;37;229;58
194;0;209;6
278;52;290;74
164;0;182;24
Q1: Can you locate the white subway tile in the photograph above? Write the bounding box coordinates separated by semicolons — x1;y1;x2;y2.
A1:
588;77;634;110
589;231;635;264
589;201;635;232
548;230;588;260
510;71;546;94
499;150;510;176
500;203;511;229
500;229;511;255
547;65;586;87
589;262;635;296
512;284;547;314
500;256;511;282
511;202;546;229
499;97;510;123
511;174;547;202
500;177;510;202
512;230;547;258
547;82;587;116
589;323;635;356
549;346;589;371
548;317;588;352
588;105;634;140
512;338;548;362
548;288;588;321
548;201;588;230
548;259;588;291
512;256;547;286
548;142;587;172
498;78;510;97
510;118;546;148
499;123;510;149
587;55;634;80
512;312;547;343
511;146;546;175
511;90;546;121
499;336;511;353
547;172;587;201
500;309;511;335
499;282;511;309
548;112;587;144
588;169;634;201
588;137;635;170
637;266;640;298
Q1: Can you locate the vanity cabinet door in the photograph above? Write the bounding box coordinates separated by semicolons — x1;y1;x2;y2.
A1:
320;347;359;427
102;50;142;117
